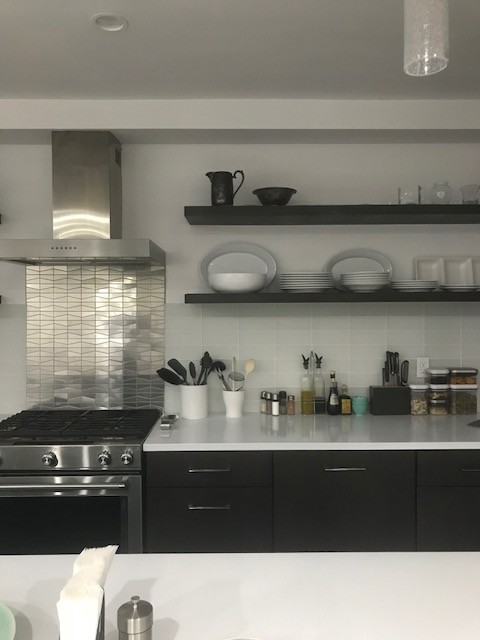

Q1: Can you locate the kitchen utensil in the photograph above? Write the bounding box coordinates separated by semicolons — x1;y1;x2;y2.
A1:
167;358;188;384
400;360;409;386
211;361;231;390
117;595;153;640
252;187;297;205
228;370;245;391
197;351;212;386
156;367;184;385
206;170;245;206
189;361;197;385
199;242;276;287
243;358;256;381
207;272;267;293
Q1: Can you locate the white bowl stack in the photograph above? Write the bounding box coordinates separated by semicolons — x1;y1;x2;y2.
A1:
279;271;333;292
340;270;390;292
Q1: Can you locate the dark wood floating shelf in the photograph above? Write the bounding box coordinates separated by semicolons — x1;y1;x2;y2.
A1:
185;290;480;304
185;204;480;225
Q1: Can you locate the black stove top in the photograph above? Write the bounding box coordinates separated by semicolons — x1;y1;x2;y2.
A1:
0;408;161;443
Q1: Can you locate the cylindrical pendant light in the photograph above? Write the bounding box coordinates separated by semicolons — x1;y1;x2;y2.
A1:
404;0;449;76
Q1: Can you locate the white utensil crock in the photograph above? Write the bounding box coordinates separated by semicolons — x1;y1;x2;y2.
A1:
222;390;244;418
180;385;208;420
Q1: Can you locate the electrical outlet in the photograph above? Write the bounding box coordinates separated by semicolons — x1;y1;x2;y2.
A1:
417;357;430;378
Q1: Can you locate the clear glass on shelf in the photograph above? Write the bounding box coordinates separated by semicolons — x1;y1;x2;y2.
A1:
430;181;452;204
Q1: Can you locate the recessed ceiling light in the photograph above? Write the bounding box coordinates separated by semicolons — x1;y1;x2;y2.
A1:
92;13;128;32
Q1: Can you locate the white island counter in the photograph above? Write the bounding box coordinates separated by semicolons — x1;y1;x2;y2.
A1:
2;552;480;640
145;412;480;451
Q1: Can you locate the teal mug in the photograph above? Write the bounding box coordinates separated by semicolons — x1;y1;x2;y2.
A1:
352;395;368;416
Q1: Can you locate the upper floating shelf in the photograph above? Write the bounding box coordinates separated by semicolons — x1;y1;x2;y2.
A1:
185;204;480;226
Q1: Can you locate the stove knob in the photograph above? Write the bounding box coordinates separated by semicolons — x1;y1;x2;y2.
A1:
42;451;58;467
98;451;112;466
121;451;134;465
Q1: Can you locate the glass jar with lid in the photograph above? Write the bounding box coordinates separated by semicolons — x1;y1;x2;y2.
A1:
428;384;449;401
410;384;428;415
426;368;449;385
449;384;478;415
449;368;478;385
430;181;453;204
428;398;449;416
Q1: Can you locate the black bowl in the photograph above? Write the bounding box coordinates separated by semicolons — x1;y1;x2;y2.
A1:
253;187;297;206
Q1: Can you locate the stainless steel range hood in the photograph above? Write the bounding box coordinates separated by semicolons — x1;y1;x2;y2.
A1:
0;131;165;265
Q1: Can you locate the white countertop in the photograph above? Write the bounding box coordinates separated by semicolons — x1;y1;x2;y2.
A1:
3;551;480;640
144;412;480;451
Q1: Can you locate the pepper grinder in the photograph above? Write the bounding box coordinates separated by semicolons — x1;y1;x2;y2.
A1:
117;596;153;640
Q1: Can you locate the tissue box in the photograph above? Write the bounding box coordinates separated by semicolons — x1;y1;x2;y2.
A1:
369;386;411;415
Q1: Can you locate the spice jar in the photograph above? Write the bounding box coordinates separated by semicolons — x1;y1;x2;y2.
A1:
449;368;478;385
410;384;428;415
278;390;287;415
287;395;295;415
449;384;478;415
118;596;153;640
426;368;449;385
428;398;448;416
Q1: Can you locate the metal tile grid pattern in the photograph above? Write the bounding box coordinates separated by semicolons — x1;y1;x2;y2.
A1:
26;264;165;410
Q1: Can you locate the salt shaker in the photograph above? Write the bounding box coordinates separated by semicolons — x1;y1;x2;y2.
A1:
117;596;153;640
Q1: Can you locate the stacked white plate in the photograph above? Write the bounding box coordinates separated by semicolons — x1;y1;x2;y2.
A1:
440;283;479;292
391;280;438;292
340;271;390;292
279;271;333;292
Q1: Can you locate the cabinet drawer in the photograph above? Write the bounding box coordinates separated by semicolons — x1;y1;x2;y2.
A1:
417;451;480;486
146;451;271;487
145;487;272;552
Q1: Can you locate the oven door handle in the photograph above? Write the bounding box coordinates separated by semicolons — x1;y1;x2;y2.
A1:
0;483;127;490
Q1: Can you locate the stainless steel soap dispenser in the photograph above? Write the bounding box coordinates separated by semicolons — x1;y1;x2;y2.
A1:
117;596;153;640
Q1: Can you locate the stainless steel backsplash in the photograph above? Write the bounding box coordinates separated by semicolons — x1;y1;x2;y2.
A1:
26;263;165;409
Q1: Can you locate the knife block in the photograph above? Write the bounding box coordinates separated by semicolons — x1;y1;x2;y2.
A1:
369;386;410;415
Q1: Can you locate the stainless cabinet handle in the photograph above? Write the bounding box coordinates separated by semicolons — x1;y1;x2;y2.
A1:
324;467;367;472
187;504;231;510
0;483;127;490
188;467;231;473
460;468;480;472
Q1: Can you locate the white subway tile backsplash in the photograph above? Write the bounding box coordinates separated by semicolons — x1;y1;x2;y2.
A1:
350;330;387;346
163;302;480;412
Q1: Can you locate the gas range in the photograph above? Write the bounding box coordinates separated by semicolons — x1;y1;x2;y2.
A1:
0;408;161;473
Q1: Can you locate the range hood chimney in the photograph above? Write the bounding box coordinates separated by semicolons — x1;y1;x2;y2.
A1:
0;131;165;265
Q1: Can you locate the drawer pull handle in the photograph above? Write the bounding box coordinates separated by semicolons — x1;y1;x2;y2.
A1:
324;467;367;472
460;468;480;473
188;467;231;473
187;504;231;510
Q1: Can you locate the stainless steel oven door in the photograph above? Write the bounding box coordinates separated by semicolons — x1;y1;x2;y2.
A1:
0;474;142;554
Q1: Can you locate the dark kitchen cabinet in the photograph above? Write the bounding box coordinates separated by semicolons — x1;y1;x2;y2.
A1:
417;450;480;551
273;450;416;551
145;451;272;552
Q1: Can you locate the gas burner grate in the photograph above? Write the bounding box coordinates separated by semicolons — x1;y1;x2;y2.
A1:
0;408;161;441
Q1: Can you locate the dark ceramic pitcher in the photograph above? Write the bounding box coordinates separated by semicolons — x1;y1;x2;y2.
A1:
206;170;245;206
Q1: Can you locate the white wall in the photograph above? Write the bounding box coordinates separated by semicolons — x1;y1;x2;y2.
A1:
0;141;479;414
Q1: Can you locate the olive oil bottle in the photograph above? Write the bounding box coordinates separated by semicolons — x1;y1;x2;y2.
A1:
300;354;314;415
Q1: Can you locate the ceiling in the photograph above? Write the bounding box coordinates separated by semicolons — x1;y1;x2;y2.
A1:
1;0;480;100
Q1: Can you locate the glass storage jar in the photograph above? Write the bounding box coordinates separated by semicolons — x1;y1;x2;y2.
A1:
426;368;449;385
428;398;449;416
410;384;428;415
430;181;453;204
428;384;449;401
449;368;478;385
449;384;478;415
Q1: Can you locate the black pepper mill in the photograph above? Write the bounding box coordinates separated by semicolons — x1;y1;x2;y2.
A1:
206;170;245;205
